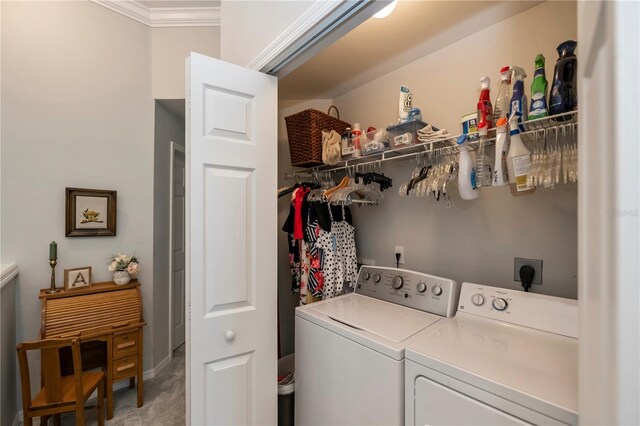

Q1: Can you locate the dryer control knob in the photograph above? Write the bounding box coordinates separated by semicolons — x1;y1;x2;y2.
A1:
373;274;382;283
471;294;485;306
492;297;508;311
362;272;370;281
432;285;443;296
416;282;427;293
391;275;404;290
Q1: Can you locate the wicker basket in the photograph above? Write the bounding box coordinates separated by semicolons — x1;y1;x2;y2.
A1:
285;106;350;167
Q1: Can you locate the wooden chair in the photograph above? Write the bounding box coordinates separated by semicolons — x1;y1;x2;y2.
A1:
17;338;105;426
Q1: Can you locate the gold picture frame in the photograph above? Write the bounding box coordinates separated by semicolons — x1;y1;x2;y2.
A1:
64;266;92;291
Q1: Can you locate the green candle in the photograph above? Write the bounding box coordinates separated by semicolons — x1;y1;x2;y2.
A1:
49;241;57;260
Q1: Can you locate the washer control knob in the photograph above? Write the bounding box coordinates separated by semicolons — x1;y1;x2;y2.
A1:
391;275;404;290
373;274;382;283
416;282;427;293
471;294;485;306
431;285;443;296
492;297;508;311
362;272;370;281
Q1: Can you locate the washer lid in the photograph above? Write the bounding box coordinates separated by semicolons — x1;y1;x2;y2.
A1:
406;313;578;424
308;293;441;343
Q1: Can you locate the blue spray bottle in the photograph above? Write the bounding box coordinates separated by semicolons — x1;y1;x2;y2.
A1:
509;66;528;132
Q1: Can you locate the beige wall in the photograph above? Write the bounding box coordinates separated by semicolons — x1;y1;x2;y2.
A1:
151;26;220;99
1;0;218;400
220;0;313;66
1;0;154;394
330;1;578;298
277;3;578;352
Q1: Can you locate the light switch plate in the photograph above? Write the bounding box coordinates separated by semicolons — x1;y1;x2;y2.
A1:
514;257;543;285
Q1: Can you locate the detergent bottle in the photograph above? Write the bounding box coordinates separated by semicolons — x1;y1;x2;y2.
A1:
493;66;512;120
529;54;549;120
477;76;494;129
509;66;528;131
506;111;535;195
549;40;578;117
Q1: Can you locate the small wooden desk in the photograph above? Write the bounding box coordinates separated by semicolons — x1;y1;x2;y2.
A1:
40;280;146;420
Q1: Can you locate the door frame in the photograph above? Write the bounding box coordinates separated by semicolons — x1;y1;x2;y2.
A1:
169;140;186;360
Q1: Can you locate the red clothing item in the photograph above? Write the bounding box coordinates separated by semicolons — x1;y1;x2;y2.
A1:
293;187;310;239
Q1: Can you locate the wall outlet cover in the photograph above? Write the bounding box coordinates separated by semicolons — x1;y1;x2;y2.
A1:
514;257;543;285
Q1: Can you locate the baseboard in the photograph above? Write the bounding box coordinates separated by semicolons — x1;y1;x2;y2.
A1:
16;359;171;423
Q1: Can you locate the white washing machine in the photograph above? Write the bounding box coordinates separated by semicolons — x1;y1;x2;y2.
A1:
295;266;458;426
405;282;579;426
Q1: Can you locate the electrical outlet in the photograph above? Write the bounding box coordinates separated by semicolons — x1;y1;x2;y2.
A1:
395;246;405;265
514;257;543;285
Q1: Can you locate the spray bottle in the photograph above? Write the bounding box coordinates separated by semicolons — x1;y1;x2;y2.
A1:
509;66;528;131
506;111;535;195
493;117;509;187
529;54;548;120
456;134;479;200
493;66;512;120
477;76;494;129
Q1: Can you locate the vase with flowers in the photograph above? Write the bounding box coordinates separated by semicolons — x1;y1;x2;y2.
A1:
108;253;140;285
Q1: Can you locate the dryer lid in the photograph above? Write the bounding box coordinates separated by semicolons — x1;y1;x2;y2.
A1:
309;294;441;343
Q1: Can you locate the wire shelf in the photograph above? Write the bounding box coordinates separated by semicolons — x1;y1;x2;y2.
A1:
284;110;578;179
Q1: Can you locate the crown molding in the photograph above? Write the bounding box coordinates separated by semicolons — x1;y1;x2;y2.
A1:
91;0;220;27
246;0;343;71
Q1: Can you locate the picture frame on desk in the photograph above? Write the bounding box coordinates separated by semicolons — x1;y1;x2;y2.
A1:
64;266;92;291
65;188;117;237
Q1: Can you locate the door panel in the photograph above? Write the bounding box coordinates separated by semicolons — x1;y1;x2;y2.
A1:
187;52;278;425
172;147;186;351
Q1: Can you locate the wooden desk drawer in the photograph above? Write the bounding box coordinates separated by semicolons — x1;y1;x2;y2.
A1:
113;331;138;358
113;356;137;381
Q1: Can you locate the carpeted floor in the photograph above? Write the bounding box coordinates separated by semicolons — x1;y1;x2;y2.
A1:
32;345;185;425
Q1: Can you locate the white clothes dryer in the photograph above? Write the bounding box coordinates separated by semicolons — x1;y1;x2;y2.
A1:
295;266;458;426
405;282;579;426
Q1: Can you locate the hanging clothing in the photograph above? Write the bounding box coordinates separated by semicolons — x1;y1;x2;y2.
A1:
282;186;357;304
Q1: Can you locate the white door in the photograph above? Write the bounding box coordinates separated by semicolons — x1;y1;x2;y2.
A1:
578;1;639;424
186;52;278;425
171;143;186;351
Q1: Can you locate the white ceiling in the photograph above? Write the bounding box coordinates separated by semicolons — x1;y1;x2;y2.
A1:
279;0;542;99
137;0;220;8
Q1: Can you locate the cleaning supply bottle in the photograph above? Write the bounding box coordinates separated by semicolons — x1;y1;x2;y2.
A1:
398;85;412;123
494;66;512;120
506;111;535;195
509;66;528;131
529;54;549;120
456;134;479;200
549;40;578;117
493;117;509;187
475;122;492;187
352;123;362;158
477;76;494;129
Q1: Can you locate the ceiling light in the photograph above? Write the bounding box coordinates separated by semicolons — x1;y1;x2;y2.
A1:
373;0;398;19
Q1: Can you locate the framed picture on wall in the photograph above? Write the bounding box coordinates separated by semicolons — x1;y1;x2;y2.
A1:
65;188;117;237
64;266;92;291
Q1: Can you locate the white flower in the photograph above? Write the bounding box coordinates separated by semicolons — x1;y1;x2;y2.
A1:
108;261;117;272
127;262;140;275
115;253;127;262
